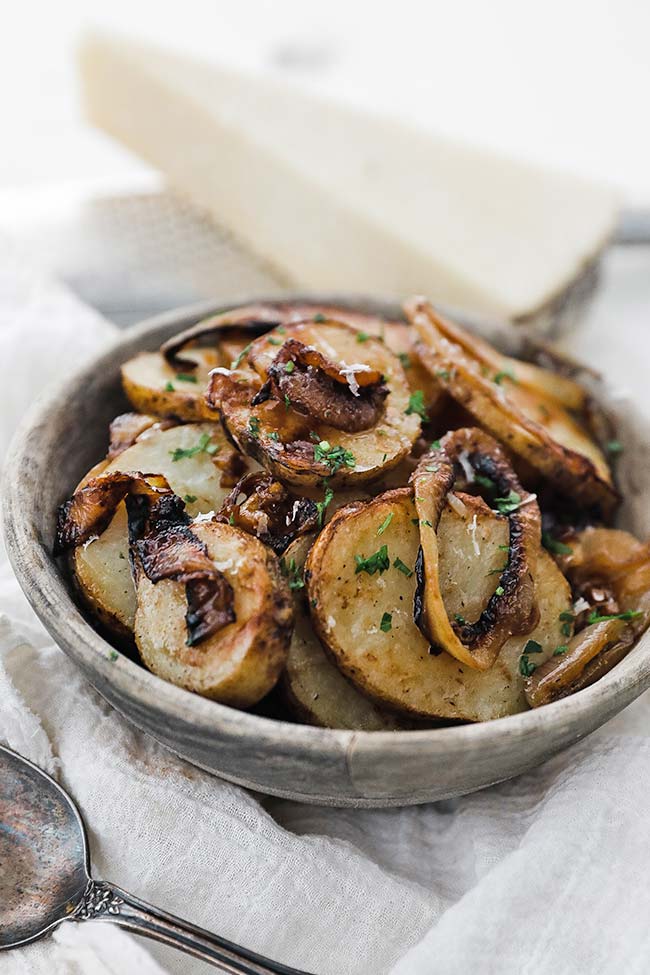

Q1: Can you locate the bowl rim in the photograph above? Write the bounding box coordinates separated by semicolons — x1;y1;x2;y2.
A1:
3;292;650;769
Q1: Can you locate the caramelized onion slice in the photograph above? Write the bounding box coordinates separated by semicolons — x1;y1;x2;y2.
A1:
207;320;419;488
55;471;171;554
161;304;287;369
411;427;540;670
128;492;235;646
215;471;319;554
525;618;631;707
107;413;177;459
405;297;618;519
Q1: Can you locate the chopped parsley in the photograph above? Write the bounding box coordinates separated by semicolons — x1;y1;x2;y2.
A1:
379;612;393;633
268;337;282;346
519;654;537;677
494;369;517;385
542;532;573;556
553;644;569;656
277;325;286;335
269;431;280;442
559;611;574;637
175;373;198;384
487;564;508;576
497;544;510;551
393;557;413;577
284;394;291;409
475;474;497;491
606;440;623;455
164;381;175;392
109;650;119;662
425;465;440;473
184;494;198;503
436;369;450;380
524;639;543;654
231;342;252;369
398;352;411;369
587;609;642;625
430;439;441;450
170;433;220;461
356;331;370;343
313;313;326;323
280;557;305;591
118;552;126;560
420;519;434;528
492;490;522;515
377;512;394;536
454;614;466;625
405;390;428;421
285;361;295;374
355;544;390;576
313;441;356;474
495;585;505;596
229;513;235;525
315;486;334;527
248;416;261;439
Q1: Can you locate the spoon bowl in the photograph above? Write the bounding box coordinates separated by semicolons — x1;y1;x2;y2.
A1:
0;744;310;973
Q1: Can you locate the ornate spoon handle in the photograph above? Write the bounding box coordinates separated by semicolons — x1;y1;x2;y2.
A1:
74;880;313;975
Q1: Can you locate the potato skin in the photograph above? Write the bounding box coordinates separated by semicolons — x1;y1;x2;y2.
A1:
306;489;572;721
135;522;293;707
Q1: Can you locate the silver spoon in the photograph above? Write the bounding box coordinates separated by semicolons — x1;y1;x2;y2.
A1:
0;744;313;974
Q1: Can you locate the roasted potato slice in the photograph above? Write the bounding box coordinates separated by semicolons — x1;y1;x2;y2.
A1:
121;347;222;421
135;520;293;706
306;489;571;721
411;428;540;670
208;319;420;488
406;298;618;517
73;423;244;636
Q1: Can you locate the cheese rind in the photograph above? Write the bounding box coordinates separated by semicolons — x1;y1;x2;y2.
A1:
79;32;618;321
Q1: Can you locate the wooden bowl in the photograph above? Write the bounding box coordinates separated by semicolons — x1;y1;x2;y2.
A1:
4;295;650;807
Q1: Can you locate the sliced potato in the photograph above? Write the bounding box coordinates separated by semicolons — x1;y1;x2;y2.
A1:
306;489;571;721
121;348;221;421
135;521;293;706
73;423;244;636
208;320;420;488
406;298;618;517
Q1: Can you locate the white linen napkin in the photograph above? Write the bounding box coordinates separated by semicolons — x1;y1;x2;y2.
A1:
2;235;650;975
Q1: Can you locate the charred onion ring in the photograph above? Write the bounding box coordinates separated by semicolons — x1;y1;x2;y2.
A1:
215;471;319;554
410;428;540;670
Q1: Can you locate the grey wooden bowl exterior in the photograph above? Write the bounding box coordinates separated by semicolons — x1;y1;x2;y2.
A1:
4;295;650;807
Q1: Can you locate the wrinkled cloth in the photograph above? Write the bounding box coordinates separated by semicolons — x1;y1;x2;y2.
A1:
2;236;650;975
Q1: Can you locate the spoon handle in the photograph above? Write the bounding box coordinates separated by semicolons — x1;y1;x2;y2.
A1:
74;880;313;975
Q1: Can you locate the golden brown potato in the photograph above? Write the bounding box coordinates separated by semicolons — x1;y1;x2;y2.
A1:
135;521;293;706
73;423;244;636
121;348;221;421
306;489;571;721
406;298;618;517
208;319;421;488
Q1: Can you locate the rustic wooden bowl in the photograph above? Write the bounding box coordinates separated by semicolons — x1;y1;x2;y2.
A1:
4;295;650;807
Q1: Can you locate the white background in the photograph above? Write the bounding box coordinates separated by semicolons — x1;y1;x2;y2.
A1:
2;0;650;201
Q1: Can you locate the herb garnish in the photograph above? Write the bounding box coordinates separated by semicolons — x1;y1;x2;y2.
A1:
313;313;326;323
542;532;573;556
284;394;291;409
164;381;175;392
280;557;305;591
313;441;356;474
231;342;252;369
315;486;334;527
393;557;413;577
269;431;280;442
184;494;198;503
436;369;450;380
170;433;220;461
268;337;282;346
398;352;411;369
606;440;623;455
175;373;198;384
495;585;505;596
559;610;574;637
248;416;261;439
285;361;295;374
405;390;428;421
356;331;370;343
487;564;508;576
587;609;642;625
355;545;390;576
377;512;394;535
553;645;569;656
379;612;393;633
475;474;497;491
494;369;516;385
454;614;466;625
492;490;521;515
519;654;537;677
430;439;441;450
524;640;543;654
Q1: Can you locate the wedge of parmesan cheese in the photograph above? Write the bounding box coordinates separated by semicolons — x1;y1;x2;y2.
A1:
79;32;618;324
